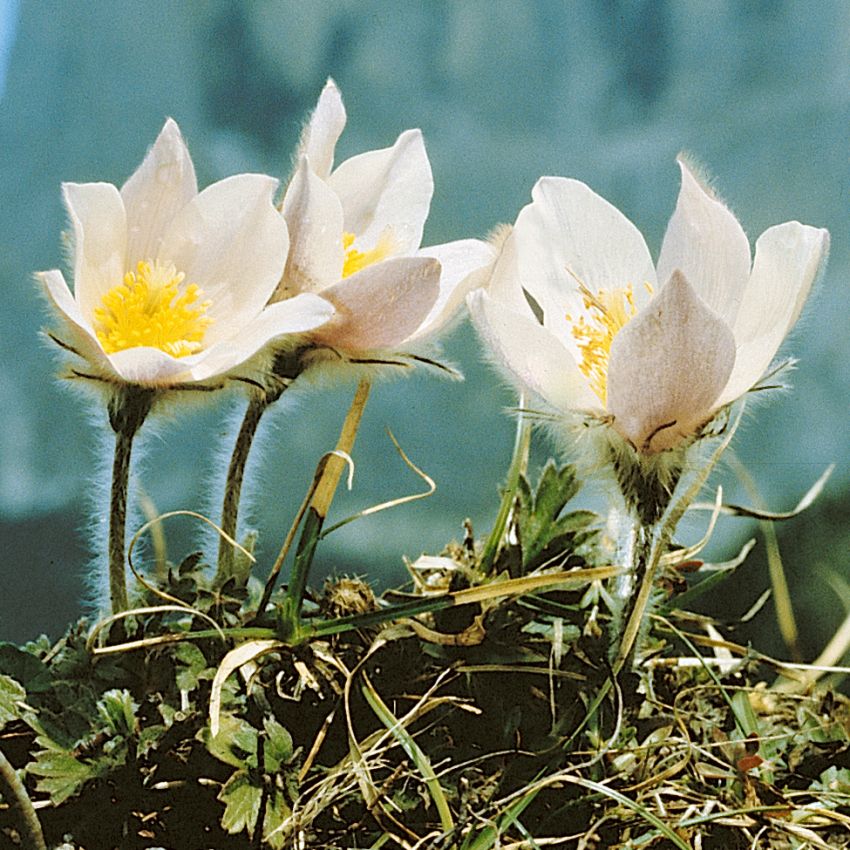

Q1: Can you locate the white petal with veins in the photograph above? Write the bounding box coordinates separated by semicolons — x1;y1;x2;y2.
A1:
158;173;289;339
516;177;656;343
329;128;433;256
468;290;599;413
657;158;751;329
62;181;128;321
281;156;345;296
299;78;346;181
607;271;736;453
412;239;496;340
121;118;197;266
717;222;829;406
313;257;441;352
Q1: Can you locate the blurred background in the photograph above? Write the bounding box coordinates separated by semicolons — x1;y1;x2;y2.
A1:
0;1;847;658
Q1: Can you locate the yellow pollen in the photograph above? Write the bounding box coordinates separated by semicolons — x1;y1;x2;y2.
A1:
93;260;213;358
566;282;652;405
342;230;394;278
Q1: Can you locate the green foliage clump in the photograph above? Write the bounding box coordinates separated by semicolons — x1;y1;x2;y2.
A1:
0;463;848;849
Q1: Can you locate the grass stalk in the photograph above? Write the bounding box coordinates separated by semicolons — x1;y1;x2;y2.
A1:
479;394;531;574
279;379;371;635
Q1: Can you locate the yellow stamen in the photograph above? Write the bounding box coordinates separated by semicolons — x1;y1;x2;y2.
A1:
342;230;394;278
566;282;653;405
94;260;213;358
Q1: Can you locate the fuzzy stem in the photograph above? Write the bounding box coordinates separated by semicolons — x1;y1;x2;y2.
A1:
107;387;154;615
480;393;531;574
610;405;746;672
215;392;271;586
0;747;46;850
279;379;371;635
610;514;662;673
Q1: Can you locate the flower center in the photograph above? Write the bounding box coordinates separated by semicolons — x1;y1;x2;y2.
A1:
93;260;213;358
566;283;651;405
342;230;394;278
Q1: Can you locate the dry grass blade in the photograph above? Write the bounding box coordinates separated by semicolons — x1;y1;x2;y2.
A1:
87;604;227;654
126;509;255;608
690;463;834;521
321;427;437;537
664;485;723;565
209;639;281;736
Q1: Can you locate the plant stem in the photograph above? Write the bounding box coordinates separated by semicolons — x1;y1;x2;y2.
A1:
609;406;746;672
107;386;154;615
480;394;531;574
0;746;46;850
279;379;371;635
610;513;661;673
215;392;271;586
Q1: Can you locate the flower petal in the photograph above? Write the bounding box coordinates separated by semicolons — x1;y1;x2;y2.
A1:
716;222;829;406
62;181;128;321
467;290;599;413
486;224;537;317
278;156;344;297
607;270;736;453
157;173;289;342
107;346;198;385
328;128;433;255
311;256;441;352
656;158;751;329
410;238;496;341
187;293;337;381
515;176;656;343
298;78;346;181
38;269;118;378
120;118;198;267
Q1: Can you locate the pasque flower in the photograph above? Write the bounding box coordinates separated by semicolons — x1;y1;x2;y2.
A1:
214;80;494;592
274;79;493;362
37;119;334;615
39;118;334;389
470;159;828;671
469;158;829;456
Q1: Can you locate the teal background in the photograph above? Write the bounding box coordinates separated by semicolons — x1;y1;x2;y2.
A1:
0;2;847;652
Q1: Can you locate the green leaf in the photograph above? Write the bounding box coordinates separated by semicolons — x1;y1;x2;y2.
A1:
513;463;591;569
521;620;581;643
0;643;53;692
0;674;25;729
138;723;168;758
205;713;258;769
262;717;294;773
533;461;580;521
177;551;205;577
96;689;137;737
262;786;293;849
218;770;262;838
174;642;213;693
28;749;97;805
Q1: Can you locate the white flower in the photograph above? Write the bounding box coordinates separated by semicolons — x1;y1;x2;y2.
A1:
39;119;334;387
469;158;829;454
274;79;493;358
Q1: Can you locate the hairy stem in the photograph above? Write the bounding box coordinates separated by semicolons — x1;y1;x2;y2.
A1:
609;405;746;672
0;747;45;850
107;387;154;615
610;514;661;672
216;392;270;586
